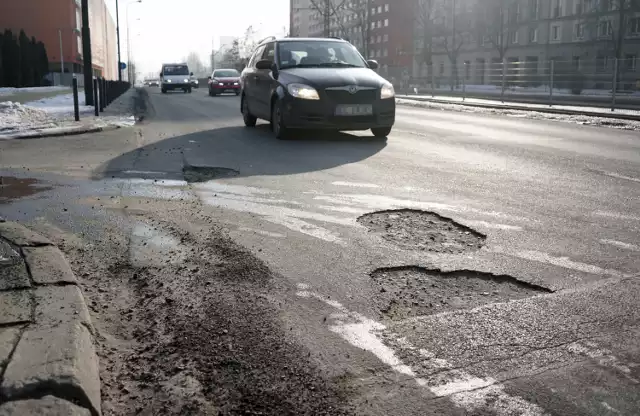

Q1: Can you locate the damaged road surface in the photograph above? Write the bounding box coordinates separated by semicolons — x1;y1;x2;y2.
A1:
0;86;639;415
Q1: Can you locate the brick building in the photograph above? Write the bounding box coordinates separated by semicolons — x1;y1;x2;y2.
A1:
0;0;118;80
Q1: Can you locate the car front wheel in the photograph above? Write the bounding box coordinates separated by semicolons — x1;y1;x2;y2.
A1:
242;95;257;127
371;127;392;138
271;99;291;140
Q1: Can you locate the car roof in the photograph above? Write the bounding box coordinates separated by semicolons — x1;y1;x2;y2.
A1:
259;37;348;46
162;63;188;67
213;68;239;72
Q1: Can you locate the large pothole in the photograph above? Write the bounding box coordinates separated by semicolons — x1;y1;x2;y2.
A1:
358;209;485;253
182;166;239;183
371;267;551;320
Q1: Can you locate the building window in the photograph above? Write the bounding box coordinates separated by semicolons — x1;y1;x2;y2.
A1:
377;35;382;43
629;16;640;36
439;62;445;75
551;24;561;41
599;19;612;37
383;49;388;57
529;0;539;19
573;56;581;70
377;6;382;13
552;0;562;17
383;34;389;42
510;30;519;44
384;19;389;27
385;4;389;12
464;61;471;79
625;54;637;71
528;27;538;43
575;22;585;39
596;55;609;71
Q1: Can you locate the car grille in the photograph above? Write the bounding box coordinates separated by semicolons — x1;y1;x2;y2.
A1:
325;89;378;104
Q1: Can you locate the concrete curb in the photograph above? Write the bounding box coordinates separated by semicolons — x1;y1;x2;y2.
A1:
0;125;120;141
0;222;100;416
396;96;640;121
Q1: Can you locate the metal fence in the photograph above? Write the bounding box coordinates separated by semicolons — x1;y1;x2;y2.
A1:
410;58;640;110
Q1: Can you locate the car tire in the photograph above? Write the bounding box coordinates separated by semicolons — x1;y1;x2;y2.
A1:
161;88;167;94
242;95;257;127
371;127;392;138
271;98;291;140
188;88;192;93
235;91;240;96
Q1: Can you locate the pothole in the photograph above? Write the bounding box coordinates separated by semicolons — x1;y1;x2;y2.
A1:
182;166;240;183
371;266;552;320
357;209;485;253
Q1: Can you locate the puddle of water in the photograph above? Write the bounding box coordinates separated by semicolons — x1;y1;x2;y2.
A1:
0;176;52;204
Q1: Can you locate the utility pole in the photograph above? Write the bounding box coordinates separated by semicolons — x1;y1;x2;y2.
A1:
81;0;94;106
324;0;331;36
116;0;122;81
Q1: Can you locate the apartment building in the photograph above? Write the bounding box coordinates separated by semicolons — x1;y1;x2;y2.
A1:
288;0;414;79
0;0;118;79
416;0;640;90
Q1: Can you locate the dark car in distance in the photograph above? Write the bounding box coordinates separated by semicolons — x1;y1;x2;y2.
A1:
208;69;241;96
240;36;395;139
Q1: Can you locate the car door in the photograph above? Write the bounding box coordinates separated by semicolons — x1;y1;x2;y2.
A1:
254;42;275;118
242;45;265;116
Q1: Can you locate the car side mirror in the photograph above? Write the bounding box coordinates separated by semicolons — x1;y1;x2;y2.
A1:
159;73;162;78
256;59;272;70
366;60;379;70
190;72;194;76
208;76;212;80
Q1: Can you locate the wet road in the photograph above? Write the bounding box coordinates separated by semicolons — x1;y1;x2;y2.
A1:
1;87;640;415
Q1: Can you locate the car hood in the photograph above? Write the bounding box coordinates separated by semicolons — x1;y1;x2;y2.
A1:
214;77;240;82
280;67;388;89
162;75;190;82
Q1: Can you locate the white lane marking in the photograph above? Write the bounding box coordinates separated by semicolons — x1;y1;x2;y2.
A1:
296;284;547;416
601;402;621;414
594;211;640;222
316;205;369;215
237;227;286;238
600;239;640;251
122;170;168;175
590;169;640;183
331;181;380;189
463;220;523;231
506;250;623;277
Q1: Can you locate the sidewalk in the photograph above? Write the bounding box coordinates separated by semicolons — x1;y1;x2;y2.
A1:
396;94;640;120
0;88;137;140
0;221;100;415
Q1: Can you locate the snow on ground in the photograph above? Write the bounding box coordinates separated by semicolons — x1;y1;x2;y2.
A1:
0;86;70;97
411;84;640;98
396;98;640;131
397;94;640;116
0;91;135;138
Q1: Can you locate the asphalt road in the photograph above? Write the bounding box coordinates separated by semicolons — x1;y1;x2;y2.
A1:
1;87;639;415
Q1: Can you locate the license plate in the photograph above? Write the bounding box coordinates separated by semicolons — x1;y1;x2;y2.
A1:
335;104;373;116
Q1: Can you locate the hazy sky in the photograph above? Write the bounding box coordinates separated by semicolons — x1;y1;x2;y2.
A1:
104;0;289;74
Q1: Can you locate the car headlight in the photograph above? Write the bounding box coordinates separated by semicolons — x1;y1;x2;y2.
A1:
381;83;395;99
184;79;189;83
166;79;172;83
234;82;239;85
287;83;320;100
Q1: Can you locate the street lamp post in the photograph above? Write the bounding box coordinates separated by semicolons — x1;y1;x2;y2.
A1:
126;0;142;83
116;0;141;82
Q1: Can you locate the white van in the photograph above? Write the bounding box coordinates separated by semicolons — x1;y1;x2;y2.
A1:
160;63;193;94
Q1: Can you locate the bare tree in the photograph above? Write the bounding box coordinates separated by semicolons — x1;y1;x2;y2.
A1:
434;0;473;89
474;0;523;62
332;0;372;56
184;52;205;75
414;0;439;80
308;0;346;36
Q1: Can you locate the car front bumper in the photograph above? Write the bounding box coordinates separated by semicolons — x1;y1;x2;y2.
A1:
210;84;241;92
281;96;395;130
162;83;190;90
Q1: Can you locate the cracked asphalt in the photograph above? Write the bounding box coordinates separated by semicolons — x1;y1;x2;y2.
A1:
0;87;639;415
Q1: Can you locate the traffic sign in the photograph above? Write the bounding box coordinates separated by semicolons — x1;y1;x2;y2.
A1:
119;62;127;70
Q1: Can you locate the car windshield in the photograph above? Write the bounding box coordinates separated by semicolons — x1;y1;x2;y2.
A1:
278;41;366;69
163;65;189;75
213;70;239;78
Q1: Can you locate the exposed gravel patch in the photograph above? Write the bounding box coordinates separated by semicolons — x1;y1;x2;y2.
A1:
358;209;485;254
182;166;240;183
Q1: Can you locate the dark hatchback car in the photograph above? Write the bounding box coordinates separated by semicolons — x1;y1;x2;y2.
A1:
240;37;395;139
